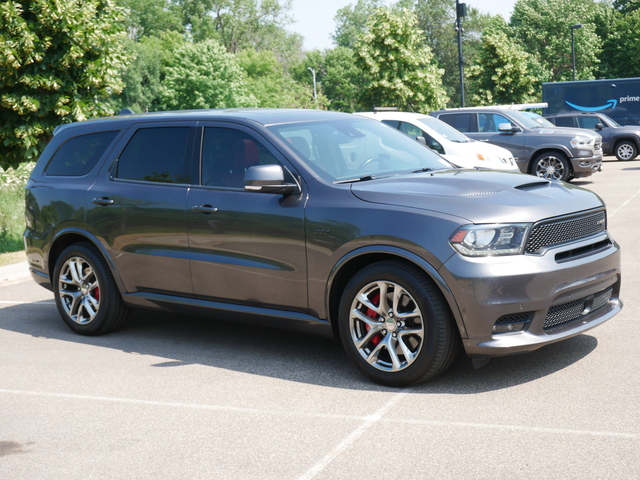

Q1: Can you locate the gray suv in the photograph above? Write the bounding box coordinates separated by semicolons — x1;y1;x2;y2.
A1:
431;107;603;182
545;112;640;161
24;109;622;386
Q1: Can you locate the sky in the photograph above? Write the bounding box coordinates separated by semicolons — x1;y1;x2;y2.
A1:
289;0;518;51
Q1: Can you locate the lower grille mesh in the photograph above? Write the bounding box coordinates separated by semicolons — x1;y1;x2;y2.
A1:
544;287;613;331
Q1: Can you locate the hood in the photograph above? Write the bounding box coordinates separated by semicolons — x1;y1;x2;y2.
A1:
350;169;604;224
612;125;640;134
533;126;601;140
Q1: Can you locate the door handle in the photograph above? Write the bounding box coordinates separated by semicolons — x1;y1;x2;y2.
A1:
192;205;218;214
92;197;114;206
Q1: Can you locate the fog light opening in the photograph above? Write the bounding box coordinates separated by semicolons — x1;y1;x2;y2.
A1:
492;322;528;334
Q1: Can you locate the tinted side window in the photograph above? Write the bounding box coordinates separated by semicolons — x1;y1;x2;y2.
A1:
439;114;473;133
553;117;576;128
381;120;401;129
45;131;118;176
201;128;279;188
116;127;191;184
577;116;600;129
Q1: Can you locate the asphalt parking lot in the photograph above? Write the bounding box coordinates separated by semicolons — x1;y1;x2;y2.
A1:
1;158;639;479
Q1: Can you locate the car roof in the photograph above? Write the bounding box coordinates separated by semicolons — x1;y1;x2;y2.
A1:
53;108;353;136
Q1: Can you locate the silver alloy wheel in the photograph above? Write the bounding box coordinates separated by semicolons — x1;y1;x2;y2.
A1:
534;155;566;180
58;256;101;325
616;143;635;161
348;280;424;372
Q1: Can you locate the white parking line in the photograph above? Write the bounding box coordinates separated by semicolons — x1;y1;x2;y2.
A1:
1;388;637;445
297;388;413;480
609;187;640;218
0;301;55;305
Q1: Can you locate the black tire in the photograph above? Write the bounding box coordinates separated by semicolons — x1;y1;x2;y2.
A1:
531;151;571;182
338;261;459;387
614;141;637;161
52;242;129;335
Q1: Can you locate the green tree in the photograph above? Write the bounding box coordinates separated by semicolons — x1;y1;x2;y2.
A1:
321;47;363;112
596;4;640;78
510;0;602;82
395;0;493;107
0;0;131;168
117;32;185;113
466;18;538;106
119;0;183;40
613;0;640;13
332;0;384;49
237;48;320;108
354;8;448;112
161;39;256;109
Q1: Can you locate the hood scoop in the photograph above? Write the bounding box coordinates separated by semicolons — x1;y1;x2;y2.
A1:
515;180;551;191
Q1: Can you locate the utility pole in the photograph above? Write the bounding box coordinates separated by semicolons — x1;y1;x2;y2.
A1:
455;0;467;107
308;67;317;105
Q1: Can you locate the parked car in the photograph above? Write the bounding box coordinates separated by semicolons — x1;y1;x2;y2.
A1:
431;107;603;182
24;108;622;386
545;112;640;161
354;111;519;171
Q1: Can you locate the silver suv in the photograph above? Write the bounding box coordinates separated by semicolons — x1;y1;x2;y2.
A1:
431;107;603;182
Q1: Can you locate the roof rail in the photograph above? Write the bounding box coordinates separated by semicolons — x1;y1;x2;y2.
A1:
439;103;548;112
373;106;399;113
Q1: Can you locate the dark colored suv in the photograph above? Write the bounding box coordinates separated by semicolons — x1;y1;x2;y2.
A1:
24;109;622;386
431;107;603;182
545;112;640;161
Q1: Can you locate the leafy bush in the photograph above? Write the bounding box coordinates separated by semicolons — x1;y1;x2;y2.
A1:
0;162;34;253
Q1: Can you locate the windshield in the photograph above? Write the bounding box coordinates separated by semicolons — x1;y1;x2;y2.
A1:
418;116;472;143
598;113;620;127
268;118;453;182
519;111;556;127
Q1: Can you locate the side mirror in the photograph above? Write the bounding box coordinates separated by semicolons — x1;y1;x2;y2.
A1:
498;123;519;133
244;164;300;195
415;136;427;146
595;123;604;130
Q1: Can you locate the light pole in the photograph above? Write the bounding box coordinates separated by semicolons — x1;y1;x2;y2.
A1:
571;24;583;81
307;67;317;105
455;0;467;107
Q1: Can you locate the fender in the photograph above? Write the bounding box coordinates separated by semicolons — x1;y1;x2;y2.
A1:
48;227;127;294
325;245;468;338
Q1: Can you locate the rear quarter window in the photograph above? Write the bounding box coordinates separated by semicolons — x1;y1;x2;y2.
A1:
439;114;474;133
45;131;119;176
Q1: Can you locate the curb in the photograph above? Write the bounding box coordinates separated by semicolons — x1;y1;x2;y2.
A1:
0;261;31;285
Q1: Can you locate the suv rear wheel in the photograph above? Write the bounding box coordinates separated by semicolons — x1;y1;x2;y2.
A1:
532;152;571;181
53;243;129;335
338;261;459;387
614;141;637;161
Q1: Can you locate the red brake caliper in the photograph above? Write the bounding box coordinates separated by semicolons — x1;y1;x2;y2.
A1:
92;287;100;302
365;292;382;346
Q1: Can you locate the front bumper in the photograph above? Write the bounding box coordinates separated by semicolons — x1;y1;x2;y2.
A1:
569;154;603;178
439;233;622;357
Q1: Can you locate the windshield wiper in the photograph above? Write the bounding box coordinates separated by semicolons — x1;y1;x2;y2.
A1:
335;174;377;184
412;167;434;173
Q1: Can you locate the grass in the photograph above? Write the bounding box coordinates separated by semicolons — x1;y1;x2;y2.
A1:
0;162;34;257
0;250;26;267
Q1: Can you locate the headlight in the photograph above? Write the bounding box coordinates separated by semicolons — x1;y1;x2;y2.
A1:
450;224;531;256
570;135;595;150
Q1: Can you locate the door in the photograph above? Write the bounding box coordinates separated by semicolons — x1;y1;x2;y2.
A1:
187;125;308;312
88;123;197;295
577;115;612;153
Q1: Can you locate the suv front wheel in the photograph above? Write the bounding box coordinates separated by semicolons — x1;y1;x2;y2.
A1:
338;261;459;387
614;141;637;161
531;152;571;182
53;243;129;335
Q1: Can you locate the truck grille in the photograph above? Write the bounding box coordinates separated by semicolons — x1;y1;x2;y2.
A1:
525;209;606;254
544;287;613;331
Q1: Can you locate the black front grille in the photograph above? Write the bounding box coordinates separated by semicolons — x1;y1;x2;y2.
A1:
526;209;606;254
544;287;613;331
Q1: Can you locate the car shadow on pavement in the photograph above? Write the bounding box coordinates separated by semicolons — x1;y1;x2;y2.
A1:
1;301;598;394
